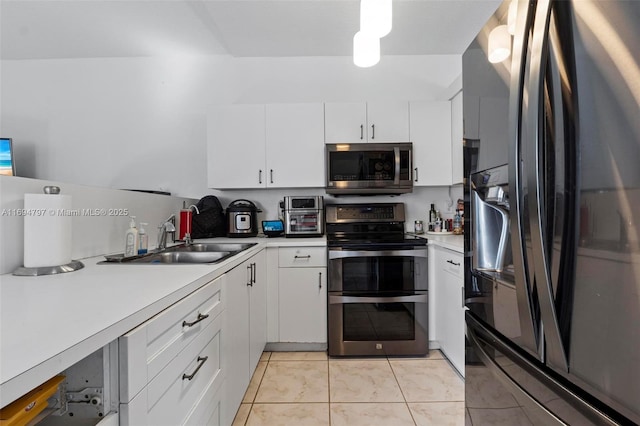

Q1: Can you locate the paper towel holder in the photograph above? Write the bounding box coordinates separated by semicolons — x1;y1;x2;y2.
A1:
13;185;85;277
13;260;85;276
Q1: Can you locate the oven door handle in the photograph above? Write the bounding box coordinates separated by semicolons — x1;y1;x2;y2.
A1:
328;249;427;259
329;294;428;304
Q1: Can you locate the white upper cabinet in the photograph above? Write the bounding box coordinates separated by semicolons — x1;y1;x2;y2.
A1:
409;101;452;186
451;91;464;185
265;103;325;188
207;105;266;189
324;102;368;143
207;103;325;189
324;102;409;143
366;102;410;142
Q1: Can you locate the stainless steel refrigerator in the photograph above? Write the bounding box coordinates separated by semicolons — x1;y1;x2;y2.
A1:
463;1;640;424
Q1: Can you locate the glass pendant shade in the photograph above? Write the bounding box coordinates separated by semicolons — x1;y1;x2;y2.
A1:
360;0;392;38
488;25;511;63
353;31;380;68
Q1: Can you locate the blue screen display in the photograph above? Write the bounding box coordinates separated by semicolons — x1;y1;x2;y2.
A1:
0;138;14;176
263;221;284;232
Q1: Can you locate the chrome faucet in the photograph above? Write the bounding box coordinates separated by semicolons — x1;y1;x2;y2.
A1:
157;214;176;250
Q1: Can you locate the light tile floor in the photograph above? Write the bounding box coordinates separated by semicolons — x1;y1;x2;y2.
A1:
232;350;464;426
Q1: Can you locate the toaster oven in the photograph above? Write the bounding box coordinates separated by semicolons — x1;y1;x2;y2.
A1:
282;196;324;237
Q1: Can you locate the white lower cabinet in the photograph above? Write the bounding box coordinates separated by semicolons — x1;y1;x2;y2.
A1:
432;245;465;376
277;247;327;344
223;250;267;426
119;276;225;426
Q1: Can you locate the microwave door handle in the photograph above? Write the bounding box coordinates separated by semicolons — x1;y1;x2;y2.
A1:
394;147;401;184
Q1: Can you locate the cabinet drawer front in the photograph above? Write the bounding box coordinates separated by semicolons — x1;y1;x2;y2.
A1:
434;248;463;279
279;247;326;267
147;315;224;426
119;276;224;402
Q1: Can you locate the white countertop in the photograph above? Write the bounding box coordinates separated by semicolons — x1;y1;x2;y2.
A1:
408;232;464;253
0;236;325;407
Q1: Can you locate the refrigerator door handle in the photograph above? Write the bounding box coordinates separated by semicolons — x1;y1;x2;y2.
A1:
508;0;540;357
527;0;569;372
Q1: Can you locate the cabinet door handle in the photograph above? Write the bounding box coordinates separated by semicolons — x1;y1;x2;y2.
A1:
247;264;253;286
447;260;460;266
252;262;256;284
462;286;465;308
294;255;311;259
258;169;262;184
371;124;375;139
414;167;419;182
182;312;209;328
182;356;208;381
270;169;274;184
360;124;364;140
318;272;322;289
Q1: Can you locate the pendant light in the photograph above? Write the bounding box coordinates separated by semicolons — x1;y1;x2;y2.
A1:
488;25;511;63
360;0;392;38
353;31;380;68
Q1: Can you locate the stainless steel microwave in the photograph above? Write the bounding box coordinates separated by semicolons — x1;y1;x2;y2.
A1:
325;143;413;195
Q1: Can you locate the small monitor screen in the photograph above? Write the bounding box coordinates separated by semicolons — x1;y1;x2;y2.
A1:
0;138;15;176
262;220;284;232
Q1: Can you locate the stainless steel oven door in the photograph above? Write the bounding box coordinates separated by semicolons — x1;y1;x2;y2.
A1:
328;247;428;293
328;292;428;356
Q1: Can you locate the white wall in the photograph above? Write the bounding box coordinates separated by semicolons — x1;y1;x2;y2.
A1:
0;176;197;274
1;54;461;199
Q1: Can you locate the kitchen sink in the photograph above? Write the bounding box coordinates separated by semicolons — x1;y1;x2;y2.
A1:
100;242;257;265
128;251;233;264
167;243;257;253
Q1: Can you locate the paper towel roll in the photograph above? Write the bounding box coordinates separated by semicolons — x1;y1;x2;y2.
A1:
23;193;73;268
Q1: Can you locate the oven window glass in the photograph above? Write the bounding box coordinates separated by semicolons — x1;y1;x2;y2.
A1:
341;257;416;292
287;213;319;232
343;303;415;341
329;151;396;182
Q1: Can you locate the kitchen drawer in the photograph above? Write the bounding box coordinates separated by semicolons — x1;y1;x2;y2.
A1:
119;276;224;402
120;314;224;426
279;247;326;268
435;247;463;279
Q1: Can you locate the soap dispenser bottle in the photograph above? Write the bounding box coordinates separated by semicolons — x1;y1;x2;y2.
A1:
138;222;149;255
124;216;139;257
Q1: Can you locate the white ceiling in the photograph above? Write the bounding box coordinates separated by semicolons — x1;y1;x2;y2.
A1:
1;0;502;60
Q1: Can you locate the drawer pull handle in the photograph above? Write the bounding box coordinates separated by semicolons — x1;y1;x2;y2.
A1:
447;260;460;266
182;356;208;381
294;255;311;259
182;313;209;328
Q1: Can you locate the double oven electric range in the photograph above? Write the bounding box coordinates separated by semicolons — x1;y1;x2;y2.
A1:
326;203;429;357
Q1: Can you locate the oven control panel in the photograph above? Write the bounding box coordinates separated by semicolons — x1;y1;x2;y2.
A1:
326;203;405;223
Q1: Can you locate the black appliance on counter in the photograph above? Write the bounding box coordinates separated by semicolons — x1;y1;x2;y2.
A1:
326;203;428;357
464;1;640;425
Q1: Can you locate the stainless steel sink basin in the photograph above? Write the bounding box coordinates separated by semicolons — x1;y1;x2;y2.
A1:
100;242;257;265
129;251;232;264
168;243;257;253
